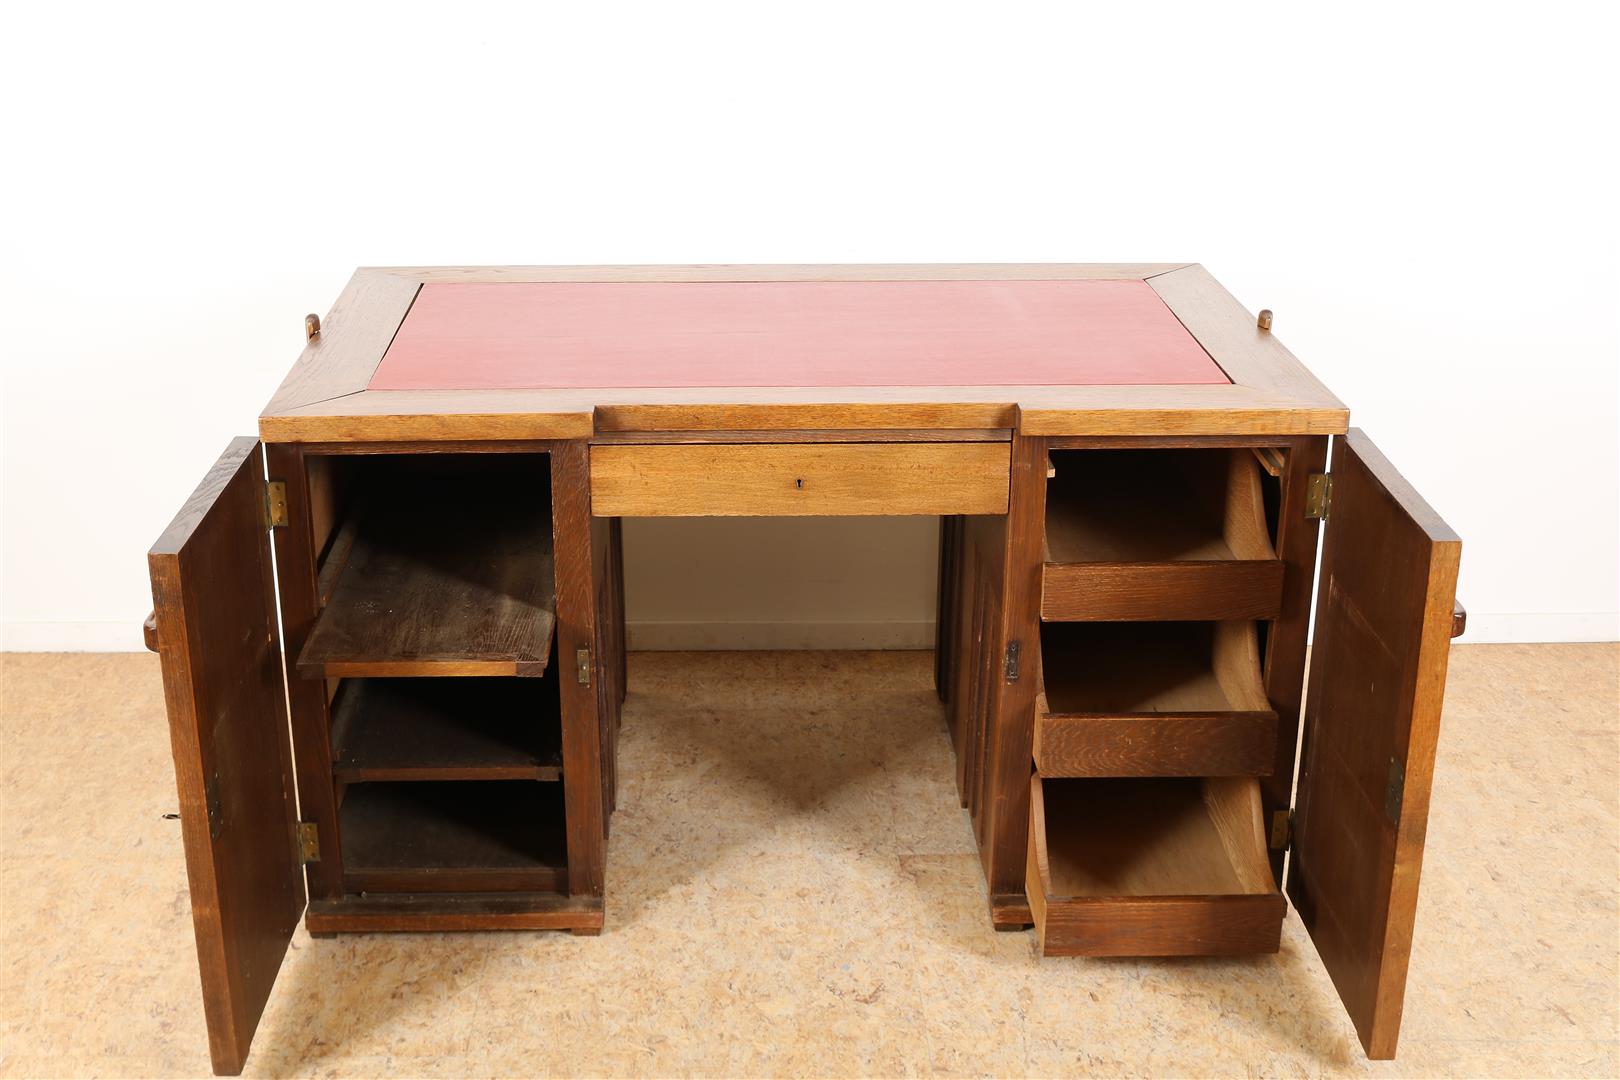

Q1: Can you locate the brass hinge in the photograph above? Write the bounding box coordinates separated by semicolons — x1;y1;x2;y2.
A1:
1269;809;1294;850
1004;640;1021;682
265;480;289;528
296;822;320;863
576;646;592;686
1305;473;1332;520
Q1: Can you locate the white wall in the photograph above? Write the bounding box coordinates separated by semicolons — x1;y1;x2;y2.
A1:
2;1;1615;649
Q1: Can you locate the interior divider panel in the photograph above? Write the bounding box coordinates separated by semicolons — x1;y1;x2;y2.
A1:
329;676;562;783
297;455;556;678
1043;447;1282;622
1035;621;1277;777
340;781;567;894
1027;775;1286;957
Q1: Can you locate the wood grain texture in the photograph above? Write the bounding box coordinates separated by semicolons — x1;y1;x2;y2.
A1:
328;677;562;783
256;266;1349;442
266;444;346;903
1034;709;1277;777
148;438;302;1076
589;443;1011;516
1146;265;1347;415
296;462;556;679
262;270;420;415
979;436;1047;907
305;892;603;934
551;442;607;898
1288;429;1461;1060
1028;776;1284;957
1041;561;1284;621
1040;622;1271;714
1261;436;1330;883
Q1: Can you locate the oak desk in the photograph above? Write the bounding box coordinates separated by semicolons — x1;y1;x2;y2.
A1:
145;264;1462;1074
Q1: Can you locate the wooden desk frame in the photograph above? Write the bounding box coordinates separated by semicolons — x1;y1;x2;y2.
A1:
145;265;1460;1074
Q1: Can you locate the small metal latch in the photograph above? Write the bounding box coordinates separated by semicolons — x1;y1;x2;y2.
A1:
1269;809;1294;850
1305;473;1332;520
204;773;223;839
1384;758;1406;823
265;481;289;528
296;822;320;863
1004;640;1021;683
305;313;321;341
576;647;592;686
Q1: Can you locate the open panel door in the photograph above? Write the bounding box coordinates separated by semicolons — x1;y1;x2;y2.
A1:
1288;429;1461;1059
148;438;304;1076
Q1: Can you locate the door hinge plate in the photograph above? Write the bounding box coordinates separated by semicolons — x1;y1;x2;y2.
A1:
265;480;289;528
576;647;592;686
1384;757;1406;824
1004;640;1021;682
296;821;320;863
1269;808;1294;850
1305;473;1332;519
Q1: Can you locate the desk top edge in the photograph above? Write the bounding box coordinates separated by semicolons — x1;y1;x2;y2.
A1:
259;264;1349;442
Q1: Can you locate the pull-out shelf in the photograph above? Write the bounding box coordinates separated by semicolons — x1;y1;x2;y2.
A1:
1043;448;1283;622
297;467;556;679
1035;621;1278;777
1027;775;1285;957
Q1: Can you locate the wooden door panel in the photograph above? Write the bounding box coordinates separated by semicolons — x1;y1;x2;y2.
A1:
1289;429;1460;1060
148;438;303;1076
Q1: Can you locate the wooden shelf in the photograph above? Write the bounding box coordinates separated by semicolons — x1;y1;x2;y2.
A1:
297;466;555;678
339;781;566;894
330;677;561;783
306;892;603;934
1035;622;1276;777
1043;448;1282;621
1028;775;1284;956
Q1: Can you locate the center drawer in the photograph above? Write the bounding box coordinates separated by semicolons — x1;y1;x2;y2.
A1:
589;442;1011;516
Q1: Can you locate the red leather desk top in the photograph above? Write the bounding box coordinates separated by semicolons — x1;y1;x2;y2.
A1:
369;280;1228;391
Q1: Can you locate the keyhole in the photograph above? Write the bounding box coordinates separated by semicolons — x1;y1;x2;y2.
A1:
795;478;804;489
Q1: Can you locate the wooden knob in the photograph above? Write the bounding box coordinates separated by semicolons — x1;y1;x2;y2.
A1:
143;612;159;652
305;313;321;341
1451;602;1466;639
1257;309;1273;331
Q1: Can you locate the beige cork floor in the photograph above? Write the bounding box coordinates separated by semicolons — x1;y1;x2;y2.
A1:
1;644;1616;1078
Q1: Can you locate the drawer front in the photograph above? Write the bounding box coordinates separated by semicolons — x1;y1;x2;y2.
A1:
1041;561;1285;622
1034;708;1278;778
589;443;1011;516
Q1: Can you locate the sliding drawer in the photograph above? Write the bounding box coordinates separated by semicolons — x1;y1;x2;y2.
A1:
1043;448;1282;621
1027;775;1285;957
589;442;1010;516
1035;621;1277;777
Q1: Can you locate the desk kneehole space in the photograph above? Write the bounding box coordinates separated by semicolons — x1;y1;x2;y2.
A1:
589;442;1012;517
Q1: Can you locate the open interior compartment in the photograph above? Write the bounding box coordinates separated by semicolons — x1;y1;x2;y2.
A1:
339;780;567;893
298;453;556;678
329;665;562;783
1027;774;1285;956
1042;448;1283;621
1035;621;1277;776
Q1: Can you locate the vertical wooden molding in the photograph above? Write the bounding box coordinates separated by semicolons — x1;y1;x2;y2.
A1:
551;441;606;896
1262;435;1329;883
982;434;1047;910
266;442;346;900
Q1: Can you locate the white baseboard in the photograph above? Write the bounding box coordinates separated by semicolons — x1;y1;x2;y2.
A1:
4;613;1615;653
1;621;150;652
627;619;935;650
1454;611;1618;644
